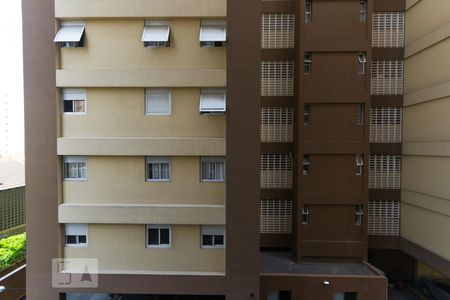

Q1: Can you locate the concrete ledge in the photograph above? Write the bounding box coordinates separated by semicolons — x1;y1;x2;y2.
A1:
56;69;226;88
403;141;450;157
401;189;450;217
406;21;450;58
404;80;450;106
57;137;226;156
58;203;225;224
55;0;226;18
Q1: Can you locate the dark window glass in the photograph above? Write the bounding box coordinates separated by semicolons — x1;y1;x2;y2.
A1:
78;235;87;243
64;100;74;113
160;228;170;245
202;235;213;246
214;235;224;246
279;291;292;300
344;292;358;300
66;235;77;244
148;228;159;245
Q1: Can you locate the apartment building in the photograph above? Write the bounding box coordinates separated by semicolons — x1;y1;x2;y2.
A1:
23;0;449;299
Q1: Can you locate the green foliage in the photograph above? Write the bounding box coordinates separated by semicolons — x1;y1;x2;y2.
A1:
0;233;26;270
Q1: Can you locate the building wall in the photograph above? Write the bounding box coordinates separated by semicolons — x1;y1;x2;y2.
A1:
59;20;226;71
62;156;225;205
403;0;450;266
61;88;225;138
63;224;225;273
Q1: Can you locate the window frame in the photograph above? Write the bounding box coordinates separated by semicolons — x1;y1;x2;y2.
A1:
62;88;87;115
54;21;86;48
145;156;171;182
305;0;312;23
303;154;310;175
199;88;227;114
302;205;310;225
304;104;311;125
355;205;363;226
142;20;171;48
356;154;364;176
359;1;367;22
358;53;367;75
146;225;172;248
145;89;172;116
199;20;227;48
304;52;312;75
200;157;226;182
63;156;87;181
64;224;88;248
200;225;226;249
356;103;364;126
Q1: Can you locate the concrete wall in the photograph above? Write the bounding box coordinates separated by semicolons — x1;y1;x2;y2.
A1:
62;156;225;205
403;0;450;265
63;224;225;273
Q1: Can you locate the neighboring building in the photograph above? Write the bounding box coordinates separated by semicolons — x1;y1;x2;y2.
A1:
400;0;450;279
22;0;448;299
0;160;25;235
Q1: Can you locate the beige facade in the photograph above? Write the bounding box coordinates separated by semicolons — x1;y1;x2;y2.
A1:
403;0;450;264
62;156;225;205
63;224;225;273
59;20;226;71
60;88;225;138
55;0;226;19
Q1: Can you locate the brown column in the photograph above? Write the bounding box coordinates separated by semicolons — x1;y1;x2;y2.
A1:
22;0;60;299
226;0;261;298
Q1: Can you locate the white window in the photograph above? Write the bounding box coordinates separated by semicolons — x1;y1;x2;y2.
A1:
304;53;312;75
305;0;312;23
201;157;225;182
54;21;85;48
199;20;227;47
261;13;295;49
304;104;311;125
358;53;367;75
302;205;310;225
356;104;364;126
63;156;87;180
356;154;364;176
145;89;171;115
199;88;226;114
142;21;171;48
62;89;86;114
146;157;171;181
355;205;363;226
201;225;225;248
147;225;171;248
359;1;367;22
65;224;88;247
371;60;404;95
372;13;405;48
303;154;310;175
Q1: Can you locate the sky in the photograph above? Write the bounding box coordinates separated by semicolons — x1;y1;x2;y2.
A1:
0;0;24;161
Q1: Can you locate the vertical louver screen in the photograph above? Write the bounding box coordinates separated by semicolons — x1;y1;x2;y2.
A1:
372;13;405;48
260;199;292;233
371;60;404;95
260;153;293;189
370;107;402;143
369;155;401;189
261;61;294;96
261;13;295;49
260;107;294;142
368;200;400;236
